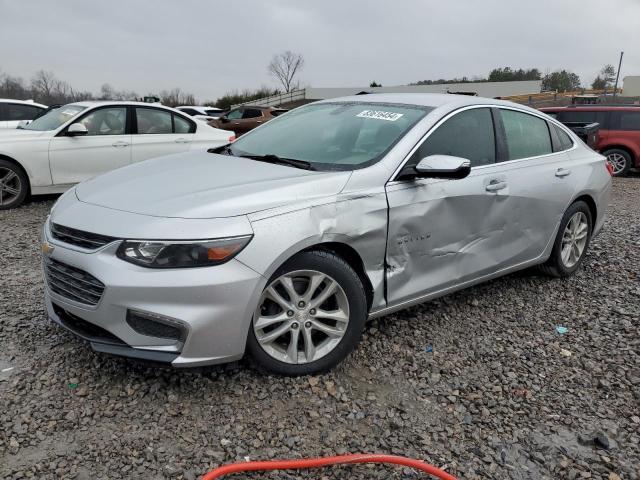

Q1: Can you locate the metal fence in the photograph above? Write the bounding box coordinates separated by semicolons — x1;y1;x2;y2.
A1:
232;89;306;108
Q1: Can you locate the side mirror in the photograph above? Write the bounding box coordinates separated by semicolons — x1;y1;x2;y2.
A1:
16;120;30;129
67;123;88;136
413;155;471;179
219;116;230;123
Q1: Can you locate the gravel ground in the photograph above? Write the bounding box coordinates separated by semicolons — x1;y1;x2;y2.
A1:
1;179;639;480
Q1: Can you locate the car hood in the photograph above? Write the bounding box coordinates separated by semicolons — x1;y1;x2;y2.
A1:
75;152;351;219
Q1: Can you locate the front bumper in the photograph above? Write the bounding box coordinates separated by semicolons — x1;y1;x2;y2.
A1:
43;222;266;367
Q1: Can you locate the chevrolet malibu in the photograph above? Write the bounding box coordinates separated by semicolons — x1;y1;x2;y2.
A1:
42;94;612;375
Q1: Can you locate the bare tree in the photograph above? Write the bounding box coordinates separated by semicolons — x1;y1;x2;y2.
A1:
31;70;58;103
159;87;196;107
268;51;304;92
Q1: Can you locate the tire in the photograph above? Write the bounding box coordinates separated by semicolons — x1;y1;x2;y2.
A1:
0;159;28;210
603;148;632;177
539;201;593;278
247;249;367;376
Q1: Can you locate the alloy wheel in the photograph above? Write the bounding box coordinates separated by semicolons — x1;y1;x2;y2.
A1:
254;270;350;364
606;153;627;175
0;167;22;206
561;212;589;268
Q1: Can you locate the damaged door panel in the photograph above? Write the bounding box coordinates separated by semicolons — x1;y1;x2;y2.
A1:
385;167;515;306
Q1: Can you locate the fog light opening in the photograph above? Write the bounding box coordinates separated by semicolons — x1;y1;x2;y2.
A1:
126;310;186;342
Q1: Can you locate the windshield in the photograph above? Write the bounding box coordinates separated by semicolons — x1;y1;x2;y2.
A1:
24;105;86;131
229;102;430;171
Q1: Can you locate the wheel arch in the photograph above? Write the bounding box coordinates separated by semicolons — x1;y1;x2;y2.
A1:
571;193;597;225
259;237;376;313
0;154;31;196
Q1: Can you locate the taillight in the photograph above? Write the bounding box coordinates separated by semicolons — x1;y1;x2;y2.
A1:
605;159;614;176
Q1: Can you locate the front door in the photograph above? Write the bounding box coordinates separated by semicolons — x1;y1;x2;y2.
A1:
385;107;516;305
49;106;131;185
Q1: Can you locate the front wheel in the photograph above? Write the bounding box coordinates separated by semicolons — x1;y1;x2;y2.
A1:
539;201;593;278
247;250;367;376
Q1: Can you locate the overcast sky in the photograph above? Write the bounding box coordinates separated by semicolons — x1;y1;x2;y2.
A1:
1;0;639;101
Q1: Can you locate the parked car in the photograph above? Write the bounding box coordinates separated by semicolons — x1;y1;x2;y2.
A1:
540;105;640;176
0;101;232;209
176;105;225;123
213;106;288;136
42;94;611;375
0;99;47;129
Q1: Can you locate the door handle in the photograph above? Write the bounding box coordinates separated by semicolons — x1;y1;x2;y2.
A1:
174;138;191;144
555;168;571;177
112;141;129;148
485;180;508;192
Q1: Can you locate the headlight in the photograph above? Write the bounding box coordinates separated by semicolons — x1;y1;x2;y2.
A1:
116;235;252;268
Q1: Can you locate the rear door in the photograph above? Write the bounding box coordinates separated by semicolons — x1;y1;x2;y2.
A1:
494;107;578;263
130;107;196;163
49;106;131;185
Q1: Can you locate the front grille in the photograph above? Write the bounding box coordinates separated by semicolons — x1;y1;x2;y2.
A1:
44;257;105;306
51;223;117;250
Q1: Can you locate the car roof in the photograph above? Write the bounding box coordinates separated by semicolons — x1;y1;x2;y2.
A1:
540;105;640;111
316;93;534;111
178;105;222;110
0;98;47;108
68;100;180;109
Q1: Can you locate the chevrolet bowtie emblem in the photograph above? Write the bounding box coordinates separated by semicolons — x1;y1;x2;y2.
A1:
42;242;55;256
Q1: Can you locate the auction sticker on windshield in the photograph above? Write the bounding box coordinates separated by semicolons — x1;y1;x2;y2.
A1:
356;110;404;121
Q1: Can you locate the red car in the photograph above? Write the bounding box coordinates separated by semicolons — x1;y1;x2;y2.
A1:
540;105;640;176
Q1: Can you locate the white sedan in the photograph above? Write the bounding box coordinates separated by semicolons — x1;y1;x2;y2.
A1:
0;101;233;209
0;99;48;129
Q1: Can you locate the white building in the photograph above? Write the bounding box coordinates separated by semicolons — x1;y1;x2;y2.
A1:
622;76;640;97
237;80;543;108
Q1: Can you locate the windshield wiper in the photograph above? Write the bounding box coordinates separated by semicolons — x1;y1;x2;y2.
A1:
207;146;315;171
239;154;315;171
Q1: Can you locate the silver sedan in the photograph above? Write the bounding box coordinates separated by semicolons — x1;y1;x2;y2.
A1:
42;94;612;375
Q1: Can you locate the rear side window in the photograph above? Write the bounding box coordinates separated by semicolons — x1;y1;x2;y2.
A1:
409;108;496;168
501;109;552;160
6;104;43;121
173;114;194;133
243;108;263;119
611;111;640;131
136;108;172;134
553;124;574;151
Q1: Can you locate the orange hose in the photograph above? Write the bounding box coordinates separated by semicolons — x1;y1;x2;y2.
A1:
201;453;457;480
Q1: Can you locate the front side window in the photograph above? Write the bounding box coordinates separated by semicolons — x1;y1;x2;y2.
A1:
230;102;430;171
226;109;243;120
76;107;126;136
408;107;496;168
501;109;552;160
136;108;172;134
24;104;86;131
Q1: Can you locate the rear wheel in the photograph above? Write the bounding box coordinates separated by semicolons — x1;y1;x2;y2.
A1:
247;250;367;376
539;201;592;277
0;160;28;210
604;149;632;177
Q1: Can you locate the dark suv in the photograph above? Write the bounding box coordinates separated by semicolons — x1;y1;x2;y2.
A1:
212;106;288;136
540;106;640;176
